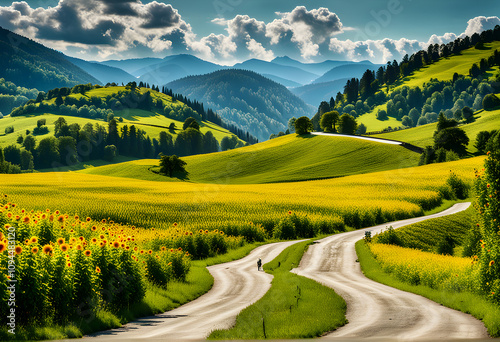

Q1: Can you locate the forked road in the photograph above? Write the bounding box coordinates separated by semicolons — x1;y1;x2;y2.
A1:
86;240;304;340
87;203;488;340
293;202;489;340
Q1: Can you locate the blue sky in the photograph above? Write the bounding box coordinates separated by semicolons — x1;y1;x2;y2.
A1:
0;0;498;63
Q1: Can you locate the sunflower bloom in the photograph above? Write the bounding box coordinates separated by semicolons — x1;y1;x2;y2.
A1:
31;247;39;254
42;245;54;255
60;244;69;252
30;237;38;244
112;241;120;248
96;266;101;273
84;250;91;257
22;216;30;224
0;243;6;253
490;260;495;267
57;238;65;245
14;246;22;255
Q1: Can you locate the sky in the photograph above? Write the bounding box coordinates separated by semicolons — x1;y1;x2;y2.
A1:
0;0;498;64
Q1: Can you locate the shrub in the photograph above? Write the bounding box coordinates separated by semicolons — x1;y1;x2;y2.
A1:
33;125;49;135
314;215;345;234
273;216;296;240
436;235;455;255
374;226;403;246
462;224;482;258
290;213;314;238
145;253;171;287
4;126;14;134
446;172;469;200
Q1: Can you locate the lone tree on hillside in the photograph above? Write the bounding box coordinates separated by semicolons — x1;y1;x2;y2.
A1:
294;116;313;135
159;155;187;177
320;111;340;133
338;113;358;135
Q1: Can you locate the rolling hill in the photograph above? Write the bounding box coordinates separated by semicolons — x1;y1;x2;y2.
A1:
372;107;500;153
346;41;500;133
395;41;500;90
0;85;246;171
166;69;314;141
0;26;100;91
78;133;420;184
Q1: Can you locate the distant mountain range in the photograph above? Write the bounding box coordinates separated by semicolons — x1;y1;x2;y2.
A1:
65;56;136;85
0;26;385;140
167;69;314;141
92;54;381;107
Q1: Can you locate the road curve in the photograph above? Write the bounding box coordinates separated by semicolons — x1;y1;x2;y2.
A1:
311;132;402;145
86;240;303;340
293;202;489;340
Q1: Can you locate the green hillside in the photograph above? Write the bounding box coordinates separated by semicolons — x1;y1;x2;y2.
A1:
0;113;238;148
1;85;241;147
349;41;500;133
396;41;500;90
372;107;500;153
79;134;420;184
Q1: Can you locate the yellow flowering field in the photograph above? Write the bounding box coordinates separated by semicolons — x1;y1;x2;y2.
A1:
0;156;484;233
368;243;477;291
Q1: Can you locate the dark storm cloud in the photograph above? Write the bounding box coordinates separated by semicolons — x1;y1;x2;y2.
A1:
98;0;139;16
28;1;125;45
140;2;184;29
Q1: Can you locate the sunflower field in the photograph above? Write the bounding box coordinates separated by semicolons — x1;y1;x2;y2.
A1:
0;195;249;326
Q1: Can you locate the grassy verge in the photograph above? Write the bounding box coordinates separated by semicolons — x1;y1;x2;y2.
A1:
356;240;500;337
208;240;347;339
0;242;266;340
423;198;466;215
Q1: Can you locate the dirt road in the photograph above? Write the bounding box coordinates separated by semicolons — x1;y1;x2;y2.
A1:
293;202;489;340
86;240;303;340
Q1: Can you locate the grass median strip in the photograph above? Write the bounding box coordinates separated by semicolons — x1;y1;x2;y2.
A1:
355;240;500;337
208;240;347;339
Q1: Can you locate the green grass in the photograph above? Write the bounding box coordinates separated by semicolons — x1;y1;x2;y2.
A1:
208;240;347;339
372;108;500;153
356;240;500;337
0;242;265;341
357;103;401;132
374;205;474;252
395;42;500;91
79;134;421;184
